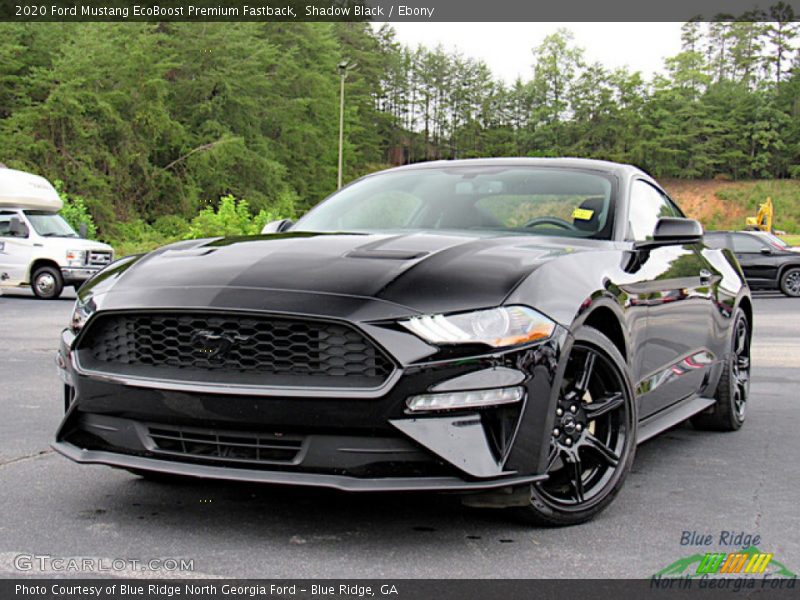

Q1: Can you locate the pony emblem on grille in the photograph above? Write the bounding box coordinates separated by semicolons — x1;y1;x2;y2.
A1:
190;330;249;360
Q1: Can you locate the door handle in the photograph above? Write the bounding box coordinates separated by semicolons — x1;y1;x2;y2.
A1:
699;269;713;284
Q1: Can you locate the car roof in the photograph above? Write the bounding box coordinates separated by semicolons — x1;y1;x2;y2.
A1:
374;157;646;178
707;230;769;236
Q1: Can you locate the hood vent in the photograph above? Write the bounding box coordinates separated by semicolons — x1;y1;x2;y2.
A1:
346;249;428;260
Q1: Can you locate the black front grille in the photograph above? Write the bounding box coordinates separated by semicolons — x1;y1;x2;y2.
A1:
147;425;303;465
78;313;394;388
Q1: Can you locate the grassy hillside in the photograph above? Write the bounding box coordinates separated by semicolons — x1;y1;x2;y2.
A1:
782;234;800;246
664;179;800;234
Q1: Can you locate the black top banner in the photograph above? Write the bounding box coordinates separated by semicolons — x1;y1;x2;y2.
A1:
1;0;800;22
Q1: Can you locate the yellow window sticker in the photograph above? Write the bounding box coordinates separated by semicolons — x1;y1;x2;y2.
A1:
572;208;594;220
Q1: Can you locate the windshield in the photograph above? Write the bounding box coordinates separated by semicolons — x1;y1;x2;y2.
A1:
295;166;616;239
762;232;788;248
24;210;78;237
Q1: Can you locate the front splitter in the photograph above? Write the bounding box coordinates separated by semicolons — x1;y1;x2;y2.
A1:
52;441;547;492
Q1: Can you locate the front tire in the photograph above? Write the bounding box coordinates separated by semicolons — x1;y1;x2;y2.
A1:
779;267;800;297
516;327;637;526
31;266;63;300
691;308;750;431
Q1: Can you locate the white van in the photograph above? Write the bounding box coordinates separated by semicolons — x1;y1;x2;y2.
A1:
0;166;114;299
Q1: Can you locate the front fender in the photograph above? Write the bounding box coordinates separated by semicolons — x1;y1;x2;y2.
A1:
505;248;628;328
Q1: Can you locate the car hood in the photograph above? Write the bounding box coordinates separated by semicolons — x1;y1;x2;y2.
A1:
95;232;591;316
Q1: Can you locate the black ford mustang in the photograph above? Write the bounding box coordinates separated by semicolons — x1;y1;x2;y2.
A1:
54;158;752;525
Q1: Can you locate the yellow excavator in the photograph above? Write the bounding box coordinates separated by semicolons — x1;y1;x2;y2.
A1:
745;197;774;232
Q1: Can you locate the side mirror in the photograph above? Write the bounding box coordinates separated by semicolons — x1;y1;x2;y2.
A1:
9;217;27;238
635;218;703;250
261;219;294;234
760;247;773;255
79;223;89;238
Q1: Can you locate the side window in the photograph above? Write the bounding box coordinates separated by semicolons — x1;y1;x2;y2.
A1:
731;234;766;253
665;197;686;218
627;180;680;241
0;211;22;238
703;234;730;250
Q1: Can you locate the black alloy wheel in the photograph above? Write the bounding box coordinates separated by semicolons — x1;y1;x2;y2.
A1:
692;308;750;431
730;315;751;422
518;327;636;526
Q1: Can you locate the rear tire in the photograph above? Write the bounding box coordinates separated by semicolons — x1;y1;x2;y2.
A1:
515;327;637;526
691;308;750;431
31;266;63;300
779;267;800;297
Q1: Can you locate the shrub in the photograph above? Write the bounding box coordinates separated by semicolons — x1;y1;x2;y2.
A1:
55;181;98;239
107;219;178;257
79;192;298;256
152;214;191;239
185;194;295;239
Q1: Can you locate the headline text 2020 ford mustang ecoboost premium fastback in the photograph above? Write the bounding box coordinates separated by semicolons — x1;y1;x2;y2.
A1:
54;158;752;525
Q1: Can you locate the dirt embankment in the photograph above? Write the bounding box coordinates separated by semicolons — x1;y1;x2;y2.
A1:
662;179;749;228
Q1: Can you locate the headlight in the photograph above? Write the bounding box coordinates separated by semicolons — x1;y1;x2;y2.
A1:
70;297;96;333
400;305;555;348
65;249;86;267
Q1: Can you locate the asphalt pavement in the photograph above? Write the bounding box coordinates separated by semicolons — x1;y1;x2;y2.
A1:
0;287;798;578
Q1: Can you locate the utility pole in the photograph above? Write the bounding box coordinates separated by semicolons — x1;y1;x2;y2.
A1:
338;63;346;190
337;60;356;190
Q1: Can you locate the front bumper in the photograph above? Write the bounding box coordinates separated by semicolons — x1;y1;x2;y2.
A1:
52;442;547;492
61;267;102;286
55;317;569;492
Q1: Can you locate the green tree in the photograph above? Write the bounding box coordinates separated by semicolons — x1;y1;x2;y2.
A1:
765;2;799;83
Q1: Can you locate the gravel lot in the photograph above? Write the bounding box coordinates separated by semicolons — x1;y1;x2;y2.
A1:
1;288;798;578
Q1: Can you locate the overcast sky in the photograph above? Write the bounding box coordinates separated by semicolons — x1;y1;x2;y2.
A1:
384;23;685;83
